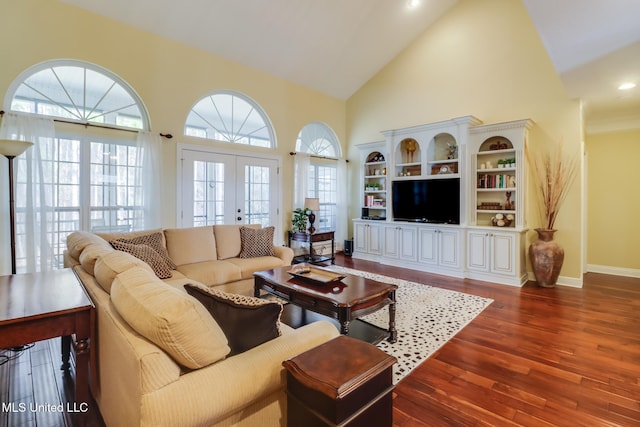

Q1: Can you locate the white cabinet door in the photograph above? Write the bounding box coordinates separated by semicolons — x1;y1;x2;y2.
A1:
466;229;516;276
354;221;382;255
418;227;438;265
354;221;369;253
490;231;515;276
383;225;400;258
439;228;461;269
399;226;418;261
368;223;383;255
384;224;418;261
419;226;460;269
467;230;490;272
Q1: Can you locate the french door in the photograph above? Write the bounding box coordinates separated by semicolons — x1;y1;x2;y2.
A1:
179;147;280;234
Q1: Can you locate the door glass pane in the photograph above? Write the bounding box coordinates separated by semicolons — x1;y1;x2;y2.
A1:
193;160;225;226
244;165;270;226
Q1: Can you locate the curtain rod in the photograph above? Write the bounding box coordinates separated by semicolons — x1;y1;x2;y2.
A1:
0;110;173;139
289;151;349;162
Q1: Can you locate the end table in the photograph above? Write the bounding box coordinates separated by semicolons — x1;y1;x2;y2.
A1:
0;268;94;409
283;335;396;426
288;230;335;265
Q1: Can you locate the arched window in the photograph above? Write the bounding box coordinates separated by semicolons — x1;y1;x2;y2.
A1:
295;122;341;157
185;91;275;148
5;59;149;130
2;60;154;272
294;122;343;233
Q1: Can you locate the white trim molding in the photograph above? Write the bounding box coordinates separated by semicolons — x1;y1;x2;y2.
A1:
587;264;640;278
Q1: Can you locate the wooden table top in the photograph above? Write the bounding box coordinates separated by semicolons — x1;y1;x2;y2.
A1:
255;265;397;307
0;268;93;325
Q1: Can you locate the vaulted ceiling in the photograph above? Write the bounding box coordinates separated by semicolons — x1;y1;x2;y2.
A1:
61;0;640;128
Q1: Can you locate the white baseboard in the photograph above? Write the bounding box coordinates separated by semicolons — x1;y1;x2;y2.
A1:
587;264;640;278
527;272;583;288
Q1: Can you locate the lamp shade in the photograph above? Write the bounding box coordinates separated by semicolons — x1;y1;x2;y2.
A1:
304;197;320;211
0;139;33;157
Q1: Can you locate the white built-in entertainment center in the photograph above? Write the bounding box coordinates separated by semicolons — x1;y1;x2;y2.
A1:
353;116;533;286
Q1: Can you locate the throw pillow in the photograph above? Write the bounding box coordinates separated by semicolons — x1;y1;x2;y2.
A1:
111;267;230;369
110;232;176;269
238;226;275;259
184;284;282;356
110;240;173;279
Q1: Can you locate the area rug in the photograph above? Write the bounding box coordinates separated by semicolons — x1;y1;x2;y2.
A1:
326;265;493;384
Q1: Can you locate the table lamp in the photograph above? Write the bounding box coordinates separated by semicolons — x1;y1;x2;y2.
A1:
304;197;320;234
0;139;34;274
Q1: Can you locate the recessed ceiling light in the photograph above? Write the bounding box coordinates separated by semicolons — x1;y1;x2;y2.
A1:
618;82;636;90
407;0;421;9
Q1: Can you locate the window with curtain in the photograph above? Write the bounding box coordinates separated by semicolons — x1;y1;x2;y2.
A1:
2;60;156;272
294;122;345;239
308;161;337;232
184;91;275;148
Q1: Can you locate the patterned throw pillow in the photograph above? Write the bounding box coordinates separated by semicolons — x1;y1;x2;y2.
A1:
110;232;176;269
110;240;173;279
238;226;275;259
184;284;282;356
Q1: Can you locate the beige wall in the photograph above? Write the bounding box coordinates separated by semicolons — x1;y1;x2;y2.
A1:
346;0;584;282
0;0;346;239
4;0;623;283
586;129;640;271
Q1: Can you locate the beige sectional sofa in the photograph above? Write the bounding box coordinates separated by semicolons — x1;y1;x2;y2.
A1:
64;224;339;427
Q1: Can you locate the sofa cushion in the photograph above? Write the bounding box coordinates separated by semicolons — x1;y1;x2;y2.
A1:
175;260;242;287
111;267;230;369
226;257;286;280
213;224;260;260
184;284;282;356
110;240;173;279
239;226;275;258
79;243;114;276
110;231;176;269
67;230;110;261
94;250;155;293
164;226;217;266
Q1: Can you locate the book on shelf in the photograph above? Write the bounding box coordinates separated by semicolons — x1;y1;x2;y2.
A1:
364;194;385;208
477;174;516;189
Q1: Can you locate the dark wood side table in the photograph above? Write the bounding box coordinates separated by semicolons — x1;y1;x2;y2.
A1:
283;335;396;426
0;268;94;408
288;230;335;264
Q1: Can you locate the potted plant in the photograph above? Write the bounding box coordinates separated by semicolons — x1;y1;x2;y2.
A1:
527;142;579;287
498;159;505;168
291;208;309;232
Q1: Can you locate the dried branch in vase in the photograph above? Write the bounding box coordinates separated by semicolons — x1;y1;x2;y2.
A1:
527;141;579;230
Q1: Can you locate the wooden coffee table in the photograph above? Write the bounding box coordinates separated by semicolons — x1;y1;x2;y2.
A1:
254;265;397;343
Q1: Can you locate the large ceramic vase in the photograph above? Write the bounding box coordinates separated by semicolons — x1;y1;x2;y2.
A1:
529;228;564;288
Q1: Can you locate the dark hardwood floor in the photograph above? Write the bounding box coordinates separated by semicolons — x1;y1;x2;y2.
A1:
2;255;639;426
337;255;640;427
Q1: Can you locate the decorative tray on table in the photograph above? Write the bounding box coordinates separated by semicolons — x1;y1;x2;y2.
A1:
287;265;346;285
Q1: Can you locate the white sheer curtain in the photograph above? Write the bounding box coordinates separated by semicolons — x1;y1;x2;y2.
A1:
293;153;311;210
134;131;163;230
0;112;56;274
335;159;348;248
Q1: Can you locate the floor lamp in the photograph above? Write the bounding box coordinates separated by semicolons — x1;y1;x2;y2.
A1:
0;139;33;275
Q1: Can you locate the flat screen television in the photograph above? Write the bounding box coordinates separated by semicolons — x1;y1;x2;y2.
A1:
392;178;460;224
